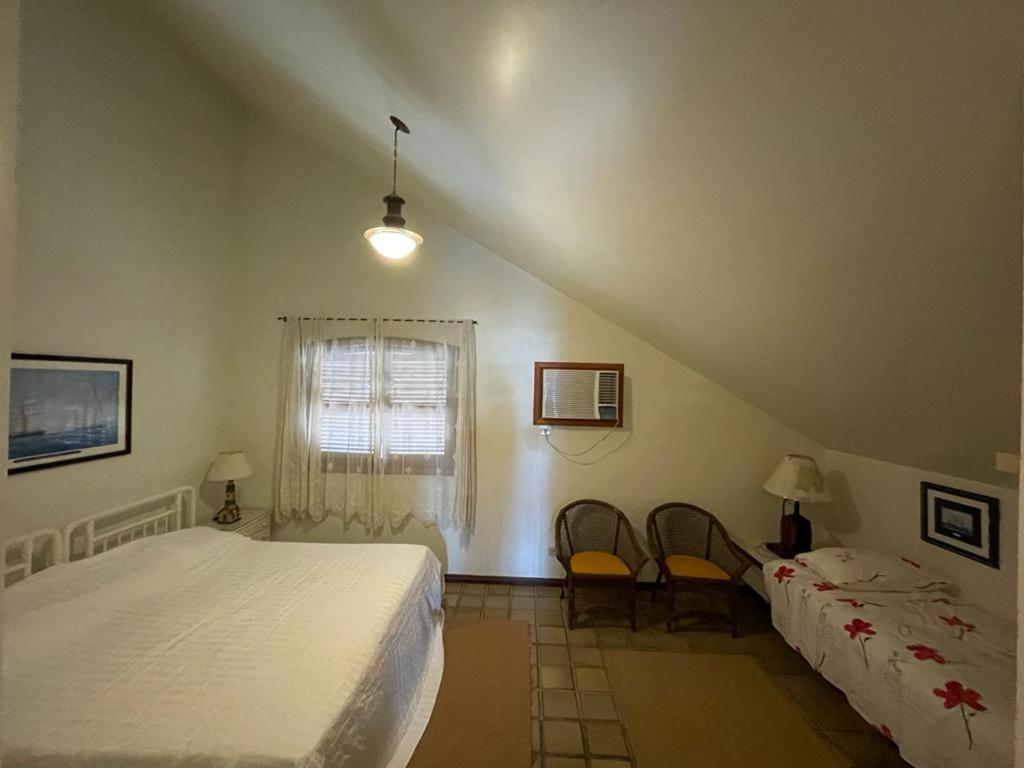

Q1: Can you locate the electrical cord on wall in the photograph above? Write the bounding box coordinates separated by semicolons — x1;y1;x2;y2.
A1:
542;428;631;465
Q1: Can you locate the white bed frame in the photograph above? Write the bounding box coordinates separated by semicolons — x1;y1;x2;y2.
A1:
3;486;196;584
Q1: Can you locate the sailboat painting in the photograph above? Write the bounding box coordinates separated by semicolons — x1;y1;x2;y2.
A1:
8;354;132;474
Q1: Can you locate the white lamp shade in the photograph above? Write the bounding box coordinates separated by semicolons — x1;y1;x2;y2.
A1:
206;451;253;482
763;454;831;503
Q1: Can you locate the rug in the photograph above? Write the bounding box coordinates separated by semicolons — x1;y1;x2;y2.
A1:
603;650;845;768
408;619;531;768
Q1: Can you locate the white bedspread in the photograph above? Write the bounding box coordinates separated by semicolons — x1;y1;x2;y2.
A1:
764;559;1014;768
2;528;444;768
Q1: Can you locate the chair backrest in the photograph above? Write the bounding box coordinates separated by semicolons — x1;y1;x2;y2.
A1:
555;499;636;562
647;503;728;560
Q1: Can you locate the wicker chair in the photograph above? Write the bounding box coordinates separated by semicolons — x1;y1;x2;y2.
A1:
646;503;749;637
555;499;647;631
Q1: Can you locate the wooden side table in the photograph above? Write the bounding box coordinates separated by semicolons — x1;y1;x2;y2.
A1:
202;508;272;541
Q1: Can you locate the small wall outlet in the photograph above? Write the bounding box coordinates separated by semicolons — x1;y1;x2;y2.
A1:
538;425;552;436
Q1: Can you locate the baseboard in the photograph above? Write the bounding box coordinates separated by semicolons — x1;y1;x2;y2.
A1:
445;573;762;597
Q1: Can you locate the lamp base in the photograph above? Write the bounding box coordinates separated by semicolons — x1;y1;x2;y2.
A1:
212;480;241;525
770;500;812;557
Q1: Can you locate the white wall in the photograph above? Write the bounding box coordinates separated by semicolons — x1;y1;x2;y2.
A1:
226;111;822;578
1;0;20;548
821;449;1018;621
6;0;240;535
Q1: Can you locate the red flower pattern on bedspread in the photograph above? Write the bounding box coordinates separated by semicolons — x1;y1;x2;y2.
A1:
774;565;795;583
844;618;875;639
933;681;986;749
812;581;837;591
844;618;875;668
907;644;948;664
940;615;976;640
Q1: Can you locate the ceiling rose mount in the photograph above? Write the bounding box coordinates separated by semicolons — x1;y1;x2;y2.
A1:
363;115;423;260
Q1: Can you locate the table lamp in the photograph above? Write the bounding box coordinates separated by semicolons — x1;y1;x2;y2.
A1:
763;454;831;557
206;450;253;524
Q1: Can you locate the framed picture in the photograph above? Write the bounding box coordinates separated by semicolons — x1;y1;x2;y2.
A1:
920;482;999;568
7;354;132;475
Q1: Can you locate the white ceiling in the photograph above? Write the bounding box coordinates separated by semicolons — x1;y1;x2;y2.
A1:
147;0;1023;486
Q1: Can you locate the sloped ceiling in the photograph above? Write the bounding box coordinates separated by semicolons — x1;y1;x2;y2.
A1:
146;0;1023;486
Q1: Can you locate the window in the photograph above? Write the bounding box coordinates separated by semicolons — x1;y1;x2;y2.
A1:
320;336;457;473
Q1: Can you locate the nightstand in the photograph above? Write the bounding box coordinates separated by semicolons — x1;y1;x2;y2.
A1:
203;508;272;541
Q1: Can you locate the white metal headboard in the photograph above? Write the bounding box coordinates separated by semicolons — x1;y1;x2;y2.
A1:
3;528;61;587
63;486;196;562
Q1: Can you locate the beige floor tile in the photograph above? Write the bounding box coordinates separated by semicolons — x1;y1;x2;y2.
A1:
443;582;462;595
627;630;659;649
542;689;580;719
512;596;537;610
544;757;586;768
589;760;631;768
542;720;584;755
537;626;568;645
538;610;566;627
540;664;574;689
486;583;511;595
569;646;604;667
459;593;484;608
654;631;693;651
510;609;537;625
538;645;571;665
455;606;481;619
584;723;629;757
826;731;907;767
597;628;629;648
532;689;540;718
442;593;458;607
537;585;562;597
799;700;873;733
578;691;618;721
512;585;536;597
532;719;541;751
567;628;598;646
485;595;510;609
483;607;509;619
776;673;845;703
537;596;563;612
575;667;610;692
462;583;486;594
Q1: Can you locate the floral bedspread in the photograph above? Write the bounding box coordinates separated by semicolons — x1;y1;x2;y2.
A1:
765;559;1014;768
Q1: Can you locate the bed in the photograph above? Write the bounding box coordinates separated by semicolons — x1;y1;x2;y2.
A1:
764;549;1014;768
2;487;445;768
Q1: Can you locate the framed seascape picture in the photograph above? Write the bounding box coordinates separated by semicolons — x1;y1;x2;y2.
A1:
7;354;132;475
920;482;999;568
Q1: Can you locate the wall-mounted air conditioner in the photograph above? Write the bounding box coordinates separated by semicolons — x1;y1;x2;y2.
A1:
533;362;624;428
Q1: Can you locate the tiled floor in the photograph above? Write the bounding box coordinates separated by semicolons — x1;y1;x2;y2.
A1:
442;580;911;768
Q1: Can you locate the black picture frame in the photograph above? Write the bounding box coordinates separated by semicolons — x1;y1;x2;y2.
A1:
920;482;999;568
8;353;133;475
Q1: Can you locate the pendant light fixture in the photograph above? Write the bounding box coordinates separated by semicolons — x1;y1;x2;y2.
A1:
363;115;423;260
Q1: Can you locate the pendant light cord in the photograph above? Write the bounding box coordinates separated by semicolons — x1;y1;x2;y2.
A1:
392;126;399;195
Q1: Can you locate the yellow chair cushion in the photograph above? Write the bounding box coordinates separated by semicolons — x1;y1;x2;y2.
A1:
570;551;630;576
665;555;730;581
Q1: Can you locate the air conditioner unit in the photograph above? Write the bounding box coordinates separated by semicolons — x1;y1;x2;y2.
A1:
533;362;624;427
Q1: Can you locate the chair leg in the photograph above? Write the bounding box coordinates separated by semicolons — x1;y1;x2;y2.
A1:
566;578;576;630
650;570;662;603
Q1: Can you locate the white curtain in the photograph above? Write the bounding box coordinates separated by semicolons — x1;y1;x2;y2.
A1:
274;317;476;531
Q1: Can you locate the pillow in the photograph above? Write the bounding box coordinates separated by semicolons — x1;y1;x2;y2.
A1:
792;548;951;592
